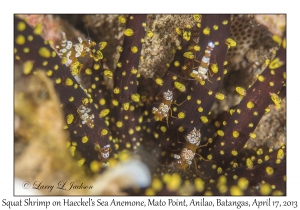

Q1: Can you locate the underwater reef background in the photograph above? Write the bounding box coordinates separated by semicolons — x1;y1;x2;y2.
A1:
14;14;286;195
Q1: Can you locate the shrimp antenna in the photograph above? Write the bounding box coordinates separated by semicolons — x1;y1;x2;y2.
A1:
85;27;91;44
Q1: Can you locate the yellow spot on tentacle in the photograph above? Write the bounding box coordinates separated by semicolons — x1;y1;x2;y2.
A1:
277;148;285;160
200;116;208;123
215;93;225;100
272;190;283;196
193;14;201;22
131;93;140;102
33;23;42;35
256;148;263;156
249;133;256;138
197;107;203;112
103;70;113;79
82;136;88;143
26;35;33;42
217;130;224;136
17;21;26;31
264;155;270;161
23;60;34;75
90;160;100;173
131;68;138;74
77;158;85;167
230;185;243;195
232;131;239;138
213;25;219;30
175;28;182;35
182;30;191;41
266;166;274;175
206;154;213;160
272;35;282;45
178;112;185;119
231;150;238;156
85;68;92;75
226;38;237;48
211;63;218;73
118;15;126;24
100;129;108;136
218;181;227;194
92;63;100;71
16;35;25;45
146;30;154;38
174;61;180;67
38;47;51;58
67;114;74;124
122;102;129;111
128;128;134;135
183;51;194;59
124;28;134;36
131;46;138;53
222;20;229;25
55;78;61;84
42;61;48;66
166;173;181;191
194;45;200;51
116;121;123;128
260;183;272;195
113;87;120;94
151;178;163;191
247;101;255;109
82;98;89;105
176;126;184;133
94;144;100;151
269;57;284;69
145;188;155;196
99;109;110;118
46;70;52;76
270;93;281;108
160;126;167;133
70;67;79;76
246;158;253;169
65;78;73;86
23;47;30;53
155;78;163;86
69;145;76;156
112;99;119;107
217;175;227;187
204;191;213;196
174;81;186;92
282;38;286;49
237;177;249;190
257;75;265;82
203;27;210;35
